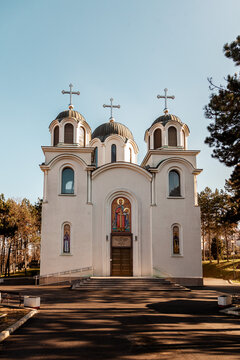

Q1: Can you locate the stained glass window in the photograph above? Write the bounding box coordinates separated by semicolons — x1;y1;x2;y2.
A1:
62;167;74;194
173;225;180;255
63;224;70;253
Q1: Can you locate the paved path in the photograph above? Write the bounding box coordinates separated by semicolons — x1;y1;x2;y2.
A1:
0;282;240;359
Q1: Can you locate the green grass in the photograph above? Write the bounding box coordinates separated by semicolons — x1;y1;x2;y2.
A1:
0;268;40;278
203;259;240;281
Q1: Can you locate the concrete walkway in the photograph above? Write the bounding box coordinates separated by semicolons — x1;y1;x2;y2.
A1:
0;281;240;360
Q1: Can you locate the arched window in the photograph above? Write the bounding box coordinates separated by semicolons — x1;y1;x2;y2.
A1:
111;144;116;163
172;225;180;255
79;126;85;147
129;148;132;163
168;126;177;146
61;167;74;194
94;147;98;167
53;126;59;146
64;123;74;144
169;170;180;196
154;128;162;149
63;223;70;254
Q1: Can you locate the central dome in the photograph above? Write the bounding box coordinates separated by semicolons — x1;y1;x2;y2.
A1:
55;110;86;122
92;121;134;142
150;114;183;128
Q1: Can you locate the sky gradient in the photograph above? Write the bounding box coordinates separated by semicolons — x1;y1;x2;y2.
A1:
0;0;239;203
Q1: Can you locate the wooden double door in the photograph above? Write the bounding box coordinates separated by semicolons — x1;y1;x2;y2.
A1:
111;235;133;276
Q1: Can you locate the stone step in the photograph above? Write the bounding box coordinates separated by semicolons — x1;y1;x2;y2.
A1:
71;277;188;291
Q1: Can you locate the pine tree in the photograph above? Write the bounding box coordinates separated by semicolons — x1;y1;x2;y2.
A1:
204;36;240;222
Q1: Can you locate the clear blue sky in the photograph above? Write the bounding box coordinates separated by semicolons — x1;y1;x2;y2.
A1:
0;0;239;203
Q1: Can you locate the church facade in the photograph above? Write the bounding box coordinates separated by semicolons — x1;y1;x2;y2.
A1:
40;90;203;285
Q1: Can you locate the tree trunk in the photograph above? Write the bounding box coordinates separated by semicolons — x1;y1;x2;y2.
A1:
5;242;11;277
225;228;229;261
208;228;212;263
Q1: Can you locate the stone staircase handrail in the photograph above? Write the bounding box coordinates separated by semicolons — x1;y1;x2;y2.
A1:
34;266;94;285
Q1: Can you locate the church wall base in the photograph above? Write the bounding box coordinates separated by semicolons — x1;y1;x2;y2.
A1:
170;277;203;286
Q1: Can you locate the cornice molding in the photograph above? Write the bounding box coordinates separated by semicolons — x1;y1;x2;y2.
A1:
92;161;152;181
141;149;200;167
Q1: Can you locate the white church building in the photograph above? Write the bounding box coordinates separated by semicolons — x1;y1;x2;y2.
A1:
40;86;203;286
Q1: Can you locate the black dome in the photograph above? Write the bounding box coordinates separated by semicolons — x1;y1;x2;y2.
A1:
150;114;183;128
92;121;134;142
55;110;86;122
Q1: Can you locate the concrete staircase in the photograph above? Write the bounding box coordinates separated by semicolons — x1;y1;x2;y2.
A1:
71;277;189;291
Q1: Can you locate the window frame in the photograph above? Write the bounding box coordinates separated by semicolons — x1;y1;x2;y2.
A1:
53;125;59;146
60;166;75;195
111;144;117;163
168;126;177;146
171;223;183;257
153;128;162;149
168;169;181;197
61;222;73;256
64;123;74;144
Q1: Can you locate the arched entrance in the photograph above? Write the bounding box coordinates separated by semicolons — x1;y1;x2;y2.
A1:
111;197;133;276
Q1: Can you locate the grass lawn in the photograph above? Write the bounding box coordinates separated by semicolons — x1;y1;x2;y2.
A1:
203;259;240;281
0;268;40;278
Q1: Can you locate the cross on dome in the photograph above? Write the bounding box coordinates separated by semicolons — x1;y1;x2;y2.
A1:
103;98;120;122
157;88;175;114
62;83;80;110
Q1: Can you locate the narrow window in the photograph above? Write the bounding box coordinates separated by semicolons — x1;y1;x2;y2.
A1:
64;123;74;144
53;126;59;146
168;126;177;146
94;147;98;167
79;126;85;147
173;225;180;255
154;128;162;149
129;148;132;163
61;167;74;194
148;137;150;150
169;170;180;196
111;144;116;163
63;224;70;253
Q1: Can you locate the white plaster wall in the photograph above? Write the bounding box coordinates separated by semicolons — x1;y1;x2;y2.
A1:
152;161;202;278
40;158;92;275
124;142;137;164
104;137;125;163
92;166;152;277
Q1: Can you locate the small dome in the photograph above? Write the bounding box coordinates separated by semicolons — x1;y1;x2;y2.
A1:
55;110;86;122
150;114;183;128
92;121;134;142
